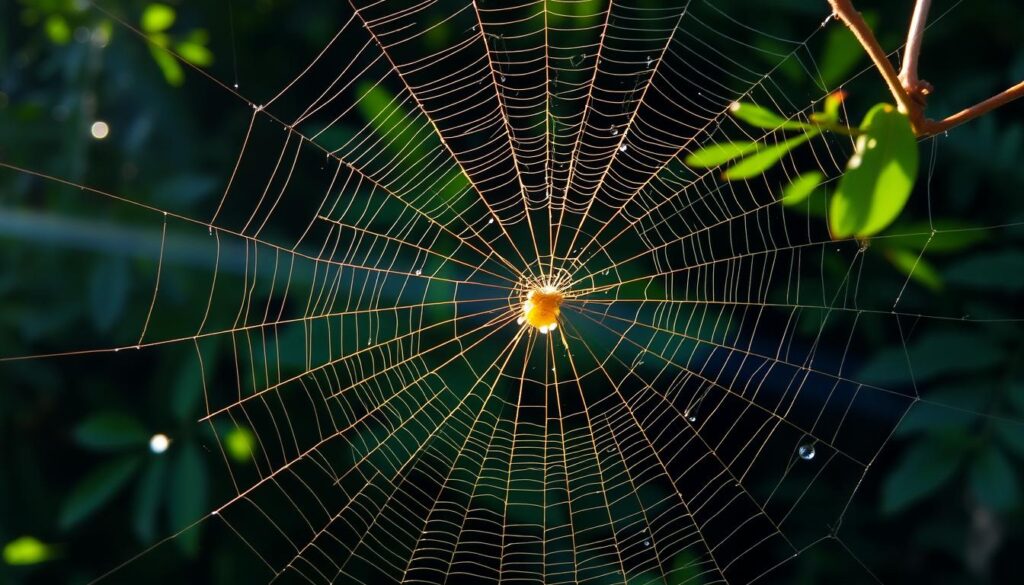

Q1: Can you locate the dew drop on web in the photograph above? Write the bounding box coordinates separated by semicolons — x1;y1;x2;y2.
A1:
798;444;816;461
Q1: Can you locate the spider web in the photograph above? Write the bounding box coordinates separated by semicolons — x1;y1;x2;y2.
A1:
3;0;1022;583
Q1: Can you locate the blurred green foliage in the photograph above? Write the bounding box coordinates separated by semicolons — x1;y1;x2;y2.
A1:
1;0;1023;584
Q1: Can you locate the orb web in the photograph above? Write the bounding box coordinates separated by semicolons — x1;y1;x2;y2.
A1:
2;0;1021;584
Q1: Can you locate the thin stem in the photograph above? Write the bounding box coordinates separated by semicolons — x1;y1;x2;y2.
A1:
818;121;861;137
827;0;919;122
921;80;1024;135
899;0;931;94
827;0;1024;138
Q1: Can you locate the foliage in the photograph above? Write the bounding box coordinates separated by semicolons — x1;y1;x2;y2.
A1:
1;1;1023;584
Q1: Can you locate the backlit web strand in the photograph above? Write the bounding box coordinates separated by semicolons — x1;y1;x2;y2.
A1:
4;1;1020;584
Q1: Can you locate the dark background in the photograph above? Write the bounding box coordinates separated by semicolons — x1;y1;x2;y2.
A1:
2;0;1023;583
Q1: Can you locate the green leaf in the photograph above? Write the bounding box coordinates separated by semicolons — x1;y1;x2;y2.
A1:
176;41;213;67
60;456;141;530
860;330;1004;387
3;536;54;566
684;141;760;168
819;12;877;86
149;46;184;86
881;440;961;514
170;442;207;557
224;426;257;463
73;412;148;451
44;15;72;45
889;220;988;253
722;131;817;180
781;171;823;206
995;420;1024;459
968;448;1020;511
945;250;1024;292
141;4;176;33
89;258;130;333
1008;382;1024;414
729;102;810;131
133;458;167;543
895;387;981;438
886;248;943;291
670;550;705;585
172;339;220;423
830;103;919;238
820;90;846;124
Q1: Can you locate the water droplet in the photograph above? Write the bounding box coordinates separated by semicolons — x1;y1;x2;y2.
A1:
149;433;170;454
798;444;816;460
501;75;506;82
619;144;627;152
415;269;422;276
643;539;651;547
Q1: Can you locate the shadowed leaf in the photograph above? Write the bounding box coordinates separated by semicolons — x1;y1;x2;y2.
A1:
60;456;141;530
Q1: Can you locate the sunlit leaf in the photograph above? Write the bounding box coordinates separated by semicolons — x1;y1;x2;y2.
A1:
3;536;54;566
881;440;962;513
969;448;1020;510
176;41;213;67
684;141;760;168
781;171;823;206
44;15;71;45
149;46;185;86
830;103;918;238
729;102;810;131
722;131;817;180
224;426;257;463
73;412;148;451
60;456;141;530
170;442;207;557
141;4;176;33
822;90;846;123
885;248;943;291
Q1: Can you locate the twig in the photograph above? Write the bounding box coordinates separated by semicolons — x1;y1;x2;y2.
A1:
898;0;931;100
826;0;919;123
827;0;1024;138
920;81;1024;135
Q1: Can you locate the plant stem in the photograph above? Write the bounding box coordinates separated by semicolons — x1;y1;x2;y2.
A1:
899;0;931;95
920;81;1024;135
828;0;1024;138
819;122;861;137
826;0;919;123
